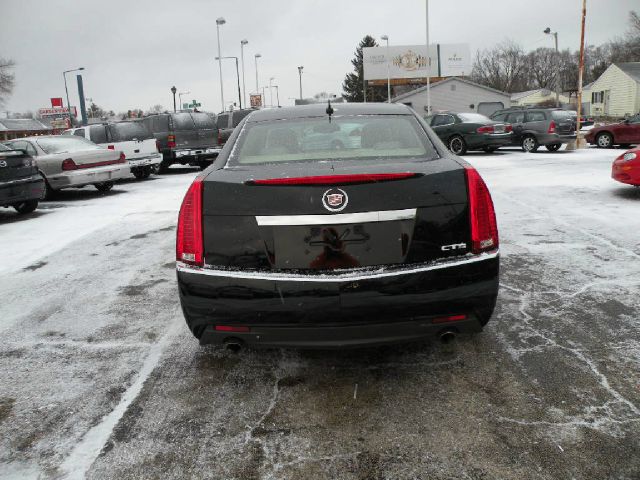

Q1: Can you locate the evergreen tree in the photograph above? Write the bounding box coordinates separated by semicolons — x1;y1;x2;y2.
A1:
342;36;387;102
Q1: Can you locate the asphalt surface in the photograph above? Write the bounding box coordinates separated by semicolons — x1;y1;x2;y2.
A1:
0;148;639;480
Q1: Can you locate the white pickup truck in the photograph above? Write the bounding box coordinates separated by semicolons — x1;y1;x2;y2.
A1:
63;122;162;179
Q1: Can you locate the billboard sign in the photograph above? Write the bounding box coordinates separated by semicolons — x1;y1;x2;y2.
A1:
250;94;262;108
363;44;470;80
39;106;77;117
50;97;63;108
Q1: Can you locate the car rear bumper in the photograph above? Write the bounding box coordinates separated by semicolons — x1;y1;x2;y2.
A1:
177;251;500;348
467;133;513;149
0;174;45;205
47;164;130;189
612;163;640;186
173;147;221;159
128;153;162;168
538;133;577;145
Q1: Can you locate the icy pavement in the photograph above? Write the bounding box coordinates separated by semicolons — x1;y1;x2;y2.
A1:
0;149;639;479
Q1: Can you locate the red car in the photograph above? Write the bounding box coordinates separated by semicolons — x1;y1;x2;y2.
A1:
612;146;640;186
586;114;640;148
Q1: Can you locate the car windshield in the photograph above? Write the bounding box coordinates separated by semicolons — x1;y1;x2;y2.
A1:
110;122;153;142
229;115;437;165
458;113;491;123
35;136;100;154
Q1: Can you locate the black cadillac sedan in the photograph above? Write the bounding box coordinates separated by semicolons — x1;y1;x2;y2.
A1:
176;103;499;348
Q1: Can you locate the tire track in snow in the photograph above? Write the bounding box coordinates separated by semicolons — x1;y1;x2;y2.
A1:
60;319;181;479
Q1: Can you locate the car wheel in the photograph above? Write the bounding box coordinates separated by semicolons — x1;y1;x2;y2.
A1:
483;146;498;153
522;135;539;153
132;168;146;179
545;143;562;152
448;135;467;155
13;200;38;215
95;182;114;192
596;132;613;148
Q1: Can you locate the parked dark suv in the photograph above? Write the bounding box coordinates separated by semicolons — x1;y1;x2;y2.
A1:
490;108;576;152
141;112;220;172
0;143;45;215
215;108;256;147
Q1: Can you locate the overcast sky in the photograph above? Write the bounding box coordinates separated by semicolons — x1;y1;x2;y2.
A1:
1;0;637;115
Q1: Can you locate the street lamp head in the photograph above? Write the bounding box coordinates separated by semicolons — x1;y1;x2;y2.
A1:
381;35;388;41
215;56;220;60
241;39;248;45
171;86;177;94
543;27;551;34
78;67;85;71
255;53;261;58
216;17;226;25
298;66;304;72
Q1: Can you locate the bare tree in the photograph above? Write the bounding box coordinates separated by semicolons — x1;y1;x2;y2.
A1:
629;10;640;36
525;48;557;89
0;57;16;106
149;104;164;114
471;40;529;93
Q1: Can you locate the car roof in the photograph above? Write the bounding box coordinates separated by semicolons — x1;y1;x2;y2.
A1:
246;103;412;123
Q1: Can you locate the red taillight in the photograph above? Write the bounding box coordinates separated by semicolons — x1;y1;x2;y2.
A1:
176;177;204;266
465;166;499;254
215;325;250;332
217;131;224;145
119;152;126;163
548;120;556;134
476;125;494;134
107;145;115;150
247;173;420;186
504;124;513;133
61;158;77;171
432;314;467;324
168;134;176;148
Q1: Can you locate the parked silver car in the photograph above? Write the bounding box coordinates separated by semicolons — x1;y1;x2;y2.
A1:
3;136;129;197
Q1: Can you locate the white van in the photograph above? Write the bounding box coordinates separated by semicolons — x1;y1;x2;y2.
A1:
63;122;162;179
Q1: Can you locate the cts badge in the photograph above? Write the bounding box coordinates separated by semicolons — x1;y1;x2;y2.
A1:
441;243;467;251
322;188;348;212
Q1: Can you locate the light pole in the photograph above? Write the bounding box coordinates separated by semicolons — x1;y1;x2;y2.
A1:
269;77;275;107
254;53;262;106
544;27;560;108
381;35;391;103
216;56;242;108
178;91;190;110
297;66;304;100
240;39;248;108
273;85;280;107
425;0;431;115
63;67;84;126
216;17;226;112
170;86;177;112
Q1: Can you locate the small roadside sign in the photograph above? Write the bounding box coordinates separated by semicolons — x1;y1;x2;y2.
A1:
250;94;262;108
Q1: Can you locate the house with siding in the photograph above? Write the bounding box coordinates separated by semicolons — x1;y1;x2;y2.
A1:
510;89;570;107
391;77;511;117
589;63;640;117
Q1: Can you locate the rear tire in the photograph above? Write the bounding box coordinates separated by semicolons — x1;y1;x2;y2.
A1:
95;182;114;193
13;200;38;215
545;143;562;152
596;132;613;148
522;135;539;153
158;160;172;174
448;135;467;155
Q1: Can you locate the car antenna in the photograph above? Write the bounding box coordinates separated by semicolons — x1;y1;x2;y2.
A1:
326;99;334;123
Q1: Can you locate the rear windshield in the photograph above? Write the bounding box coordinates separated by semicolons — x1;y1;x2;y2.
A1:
458;113;491;123
216;113;229;129
172;113;195;130
191;113;216;130
36;136;100;154
551;110;576;120
229;115;437;166
109;122;153;141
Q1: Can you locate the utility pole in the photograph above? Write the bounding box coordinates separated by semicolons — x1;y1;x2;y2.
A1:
425;0;432;115
240;39;248;108
381;35;391;103
544;27;560;107
215;17;226;112
576;0;587;148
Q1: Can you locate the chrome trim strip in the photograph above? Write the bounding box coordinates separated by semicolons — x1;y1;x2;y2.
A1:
176;251;498;283
255;208;417;226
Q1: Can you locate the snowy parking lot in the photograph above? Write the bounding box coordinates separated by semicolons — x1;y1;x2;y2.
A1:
1;147;639;479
